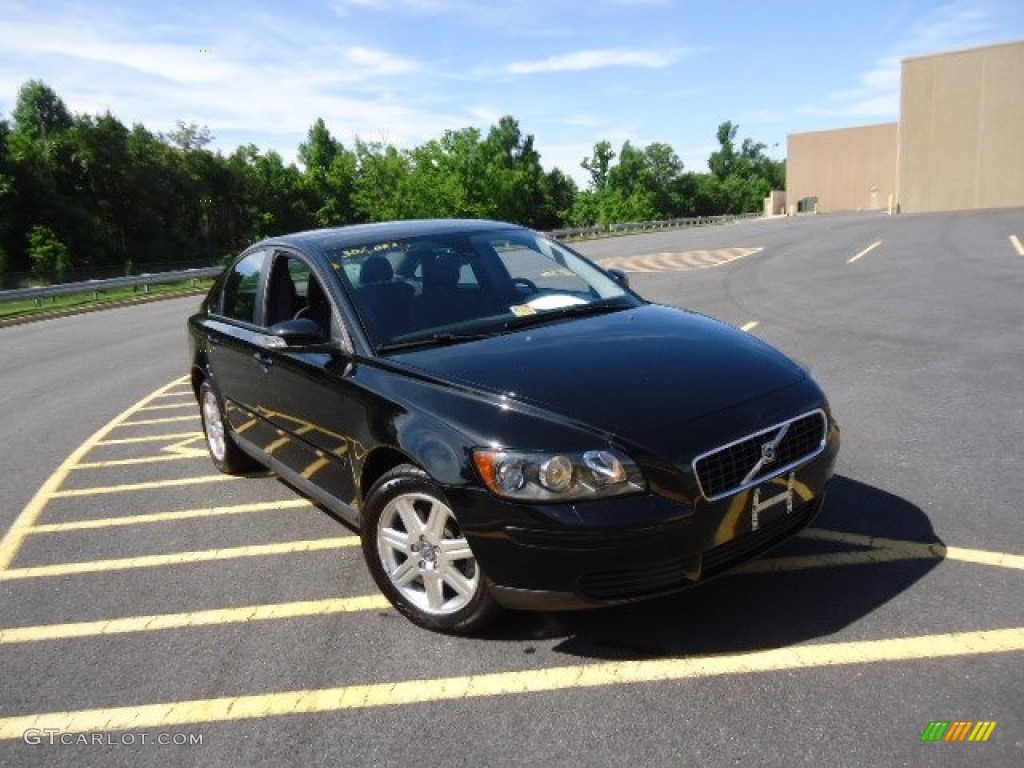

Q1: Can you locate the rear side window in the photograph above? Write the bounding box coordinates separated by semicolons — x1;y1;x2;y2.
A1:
220;251;267;324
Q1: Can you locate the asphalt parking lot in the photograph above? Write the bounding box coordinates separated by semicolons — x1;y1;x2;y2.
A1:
0;209;1021;767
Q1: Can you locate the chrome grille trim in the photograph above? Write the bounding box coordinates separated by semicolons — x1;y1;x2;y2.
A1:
692;409;828;501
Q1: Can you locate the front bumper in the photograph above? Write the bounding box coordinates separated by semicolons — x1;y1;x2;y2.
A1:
448;425;840;611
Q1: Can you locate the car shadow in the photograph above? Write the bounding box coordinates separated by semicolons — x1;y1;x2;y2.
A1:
481;475;945;659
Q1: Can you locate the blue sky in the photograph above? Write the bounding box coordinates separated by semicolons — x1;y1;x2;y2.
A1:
1;0;1022;184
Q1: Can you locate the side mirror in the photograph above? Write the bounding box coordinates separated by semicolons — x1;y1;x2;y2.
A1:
607;268;630;289
267;318;327;347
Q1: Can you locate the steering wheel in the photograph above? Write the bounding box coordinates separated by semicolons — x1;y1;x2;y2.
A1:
511;277;539;295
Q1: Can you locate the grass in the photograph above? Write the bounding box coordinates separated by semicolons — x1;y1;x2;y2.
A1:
0;278;216;324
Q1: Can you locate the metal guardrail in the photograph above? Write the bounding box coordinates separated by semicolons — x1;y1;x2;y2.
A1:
2;213;761;305
549;212;761;240
0;267;224;305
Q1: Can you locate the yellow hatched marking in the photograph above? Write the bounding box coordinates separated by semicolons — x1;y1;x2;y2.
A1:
150;389;193;398
97;432;203;446
136;402;196;412
72;454;201;469
0;537;359;581
0;376;190;572
599;247;762;273
1010;234;1024;256
161;436;209;458
0;595;390;644
741;321;759;332
117;415;198;427
0;627;1020;739
27;499;314;533
50;475;237;498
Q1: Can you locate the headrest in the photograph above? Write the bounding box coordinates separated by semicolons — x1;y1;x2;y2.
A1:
423;252;461;288
360;255;394;285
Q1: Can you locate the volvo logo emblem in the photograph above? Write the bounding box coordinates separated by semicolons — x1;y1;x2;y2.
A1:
760;442;777;464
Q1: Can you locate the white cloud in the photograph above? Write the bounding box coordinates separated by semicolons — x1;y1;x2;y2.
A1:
789;1;1001;125
338;47;420;76
506;48;680;74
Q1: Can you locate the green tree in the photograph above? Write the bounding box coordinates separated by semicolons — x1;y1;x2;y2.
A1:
352;140;411;222
28;224;71;282
581;141;615;192
163;121;214;151
298;119;357;225
11;80;73;145
0;117;16;282
706;121;784;213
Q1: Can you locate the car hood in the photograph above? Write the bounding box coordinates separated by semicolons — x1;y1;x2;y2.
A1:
386;304;808;436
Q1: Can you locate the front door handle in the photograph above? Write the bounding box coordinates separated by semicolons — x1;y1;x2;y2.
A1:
254;351;274;369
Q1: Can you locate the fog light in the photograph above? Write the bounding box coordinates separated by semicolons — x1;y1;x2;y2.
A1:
539;455;573;492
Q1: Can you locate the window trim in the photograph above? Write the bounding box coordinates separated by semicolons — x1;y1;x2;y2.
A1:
214;248;271;329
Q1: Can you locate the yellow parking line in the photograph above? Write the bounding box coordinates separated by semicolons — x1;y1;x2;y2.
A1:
150;389;192;397
945;545;1024;570
847;240;882;264
0;595;390;644
0;537;359;580
49;474;237;498
1011;234;1024;255
136;402;196;412
27;499;314;533
741;321;759;332
117;415;198;427
72;454;202;469
0;626;1020;738
741;548;930;573
0;377;190;572
803;529;1024;571
97;432;204;446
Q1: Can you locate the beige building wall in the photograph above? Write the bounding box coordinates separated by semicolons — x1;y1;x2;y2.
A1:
899;40;1024;212
787;123;898;213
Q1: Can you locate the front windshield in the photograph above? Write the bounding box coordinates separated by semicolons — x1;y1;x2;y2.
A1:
327;227;640;349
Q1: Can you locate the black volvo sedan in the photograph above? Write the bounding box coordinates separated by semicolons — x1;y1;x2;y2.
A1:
188;219;839;633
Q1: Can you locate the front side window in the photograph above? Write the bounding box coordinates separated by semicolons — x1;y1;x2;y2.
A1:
220;250;267;324
265;253;335;336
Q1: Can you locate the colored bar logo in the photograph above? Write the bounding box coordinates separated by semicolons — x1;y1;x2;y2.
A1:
921;721;997;742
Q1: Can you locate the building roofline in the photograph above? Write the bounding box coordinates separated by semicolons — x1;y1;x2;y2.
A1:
901;38;1024;64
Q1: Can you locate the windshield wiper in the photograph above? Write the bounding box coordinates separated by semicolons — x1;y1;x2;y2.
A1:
377;332;498;353
503;301;630;331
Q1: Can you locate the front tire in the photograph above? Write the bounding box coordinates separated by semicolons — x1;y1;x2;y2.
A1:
198;379;259;474
361;464;501;634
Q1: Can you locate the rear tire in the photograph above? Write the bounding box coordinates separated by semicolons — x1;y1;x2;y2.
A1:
198;379;259;474
361;464;502;634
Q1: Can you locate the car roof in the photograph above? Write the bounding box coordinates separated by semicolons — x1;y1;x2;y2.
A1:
256;219;525;255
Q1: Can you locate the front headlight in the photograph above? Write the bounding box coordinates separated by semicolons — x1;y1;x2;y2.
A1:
472;448;645;501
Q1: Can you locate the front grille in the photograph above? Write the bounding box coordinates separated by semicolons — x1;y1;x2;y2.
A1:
578;556;699;600
693;410;827;500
